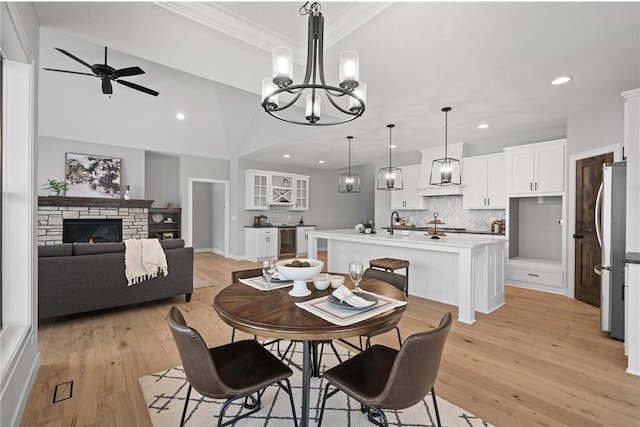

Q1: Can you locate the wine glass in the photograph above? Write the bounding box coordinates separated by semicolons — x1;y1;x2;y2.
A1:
348;261;364;292
262;259;276;286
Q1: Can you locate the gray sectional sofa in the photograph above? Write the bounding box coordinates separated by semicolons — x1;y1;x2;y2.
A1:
38;239;193;319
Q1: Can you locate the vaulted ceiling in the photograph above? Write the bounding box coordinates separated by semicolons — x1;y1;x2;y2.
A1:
35;2;640;169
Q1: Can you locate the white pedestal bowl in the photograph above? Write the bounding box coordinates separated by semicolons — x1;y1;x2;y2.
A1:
276;259;324;297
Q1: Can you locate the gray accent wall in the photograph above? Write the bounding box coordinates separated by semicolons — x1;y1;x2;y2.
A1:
516;196;563;261
193;181;213;250
231;157;375;257
145;152;180;208
38;136;146;198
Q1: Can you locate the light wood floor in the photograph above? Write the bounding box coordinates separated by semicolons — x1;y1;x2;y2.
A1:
21;252;639;426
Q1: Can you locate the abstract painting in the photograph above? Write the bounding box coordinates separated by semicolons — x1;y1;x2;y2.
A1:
65;153;121;198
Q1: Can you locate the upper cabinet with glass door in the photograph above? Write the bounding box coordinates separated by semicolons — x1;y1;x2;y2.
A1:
292;175;310;211
245;170;270;210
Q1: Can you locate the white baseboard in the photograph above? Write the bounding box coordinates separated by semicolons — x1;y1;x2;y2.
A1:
212;248;225;256
194;247;213;253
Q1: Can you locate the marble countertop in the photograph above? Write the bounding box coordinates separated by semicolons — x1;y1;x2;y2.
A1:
625;252;640;264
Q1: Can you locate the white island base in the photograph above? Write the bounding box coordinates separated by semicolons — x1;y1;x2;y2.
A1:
308;229;506;324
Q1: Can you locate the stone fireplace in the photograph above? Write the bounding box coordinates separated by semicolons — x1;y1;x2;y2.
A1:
38;196;153;245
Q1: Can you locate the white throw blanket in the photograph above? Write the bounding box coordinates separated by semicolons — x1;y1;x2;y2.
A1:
125;239;168;286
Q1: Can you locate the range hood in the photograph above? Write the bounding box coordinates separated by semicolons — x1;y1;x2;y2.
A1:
417;142;465;196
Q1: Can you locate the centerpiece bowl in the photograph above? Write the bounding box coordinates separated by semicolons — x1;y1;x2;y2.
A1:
276;258;324;297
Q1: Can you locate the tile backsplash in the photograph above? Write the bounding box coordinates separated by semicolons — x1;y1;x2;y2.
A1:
396;196;505;231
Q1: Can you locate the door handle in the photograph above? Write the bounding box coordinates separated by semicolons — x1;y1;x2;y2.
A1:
573;234;584;239
527;273;539;277
535;182;538;191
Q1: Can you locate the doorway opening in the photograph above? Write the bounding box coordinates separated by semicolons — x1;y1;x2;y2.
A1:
187;178;230;257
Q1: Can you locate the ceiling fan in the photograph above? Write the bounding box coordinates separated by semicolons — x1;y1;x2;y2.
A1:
43;46;159;97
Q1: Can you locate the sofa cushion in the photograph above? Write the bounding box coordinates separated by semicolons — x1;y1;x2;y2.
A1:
160;238;185;250
73;242;125;256
38;244;73;257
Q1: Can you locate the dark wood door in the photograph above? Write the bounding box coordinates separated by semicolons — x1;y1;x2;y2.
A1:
574;152;613;306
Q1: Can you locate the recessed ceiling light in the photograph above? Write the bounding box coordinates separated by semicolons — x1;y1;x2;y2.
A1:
478;123;489;129
390;144;397;149
318;160;325;164
176;112;186;120
551;76;572;85
283;154;291;158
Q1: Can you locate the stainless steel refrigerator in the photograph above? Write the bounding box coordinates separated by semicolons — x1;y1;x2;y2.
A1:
596;161;626;340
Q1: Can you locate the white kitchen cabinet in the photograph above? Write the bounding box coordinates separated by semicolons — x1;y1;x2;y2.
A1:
270;173;295;207
391;164;425;209
245;227;277;261
462;153;506;209
417;142;465;196
504;139;565;196
291;175;310;211
245;170;270;210
296;226;316;256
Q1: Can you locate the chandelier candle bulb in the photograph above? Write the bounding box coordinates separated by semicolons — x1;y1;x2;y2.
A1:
339;51;359;88
261;78;278;109
272;46;293;86
305;94;321;122
349;82;367;112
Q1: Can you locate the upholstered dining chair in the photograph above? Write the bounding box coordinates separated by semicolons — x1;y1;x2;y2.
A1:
360;267;407;349
167;306;298;427
318;312;452;427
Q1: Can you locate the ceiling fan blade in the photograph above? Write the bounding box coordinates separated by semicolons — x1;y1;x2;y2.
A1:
102;79;113;95
54;47;92;69
112;66;145;78
116;80;159;96
42;68;95;77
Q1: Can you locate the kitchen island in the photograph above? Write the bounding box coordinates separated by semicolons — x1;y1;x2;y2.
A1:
307;229;506;324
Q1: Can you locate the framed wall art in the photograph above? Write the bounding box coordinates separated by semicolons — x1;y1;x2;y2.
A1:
65;153;121;198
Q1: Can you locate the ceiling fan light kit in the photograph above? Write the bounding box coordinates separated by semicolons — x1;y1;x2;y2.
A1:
261;1;366;126
338;136;361;193
430;107;461;186
377;124;404;191
43;46;159;97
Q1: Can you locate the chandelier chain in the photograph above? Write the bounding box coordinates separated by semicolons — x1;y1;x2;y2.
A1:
300;2;321;16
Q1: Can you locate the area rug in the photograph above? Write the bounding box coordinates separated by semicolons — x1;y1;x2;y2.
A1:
139;340;492;426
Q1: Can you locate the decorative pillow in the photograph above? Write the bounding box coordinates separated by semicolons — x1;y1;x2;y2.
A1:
38;243;73;257
160;238;185;250
73;242;125;256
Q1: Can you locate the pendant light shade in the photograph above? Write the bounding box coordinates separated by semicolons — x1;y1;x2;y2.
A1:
430;107;461;186
377;124;403;191
338;136;361;193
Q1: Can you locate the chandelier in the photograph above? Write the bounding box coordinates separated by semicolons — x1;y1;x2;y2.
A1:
430;107;461;185
377;124;403;191
261;2;367;126
338;136;360;193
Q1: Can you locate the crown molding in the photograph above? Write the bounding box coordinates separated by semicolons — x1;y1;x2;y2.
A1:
4;2;34;63
155;2;392;64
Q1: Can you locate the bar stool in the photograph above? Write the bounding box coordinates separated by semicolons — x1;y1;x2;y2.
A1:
368;257;410;296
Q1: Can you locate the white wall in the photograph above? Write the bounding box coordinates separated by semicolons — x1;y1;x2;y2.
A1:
193;181;213;250
0;3;40;426
38;136;146;198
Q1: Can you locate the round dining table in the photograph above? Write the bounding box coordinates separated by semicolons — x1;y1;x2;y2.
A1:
213;276;407;427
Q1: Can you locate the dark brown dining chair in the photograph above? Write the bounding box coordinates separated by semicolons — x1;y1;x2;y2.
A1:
318;312;452;427
167;306;298;427
361;267;407;348
230;268;264;342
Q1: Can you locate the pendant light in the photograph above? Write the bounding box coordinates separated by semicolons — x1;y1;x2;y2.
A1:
377;124;403;191
338;136;361;193
261;2;366;126
430;107;461;185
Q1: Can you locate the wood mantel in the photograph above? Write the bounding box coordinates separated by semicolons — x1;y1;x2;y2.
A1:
38;196;154;208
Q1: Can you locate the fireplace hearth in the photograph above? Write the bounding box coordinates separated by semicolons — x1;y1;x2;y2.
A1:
63;218;123;243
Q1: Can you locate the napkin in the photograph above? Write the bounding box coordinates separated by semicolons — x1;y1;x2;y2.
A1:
332;285;376;308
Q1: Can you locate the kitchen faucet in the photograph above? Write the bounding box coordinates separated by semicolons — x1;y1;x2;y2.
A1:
389;211;400;234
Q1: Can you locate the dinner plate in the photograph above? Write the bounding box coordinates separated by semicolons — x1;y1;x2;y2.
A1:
328;292;378;311
151;213;164;223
